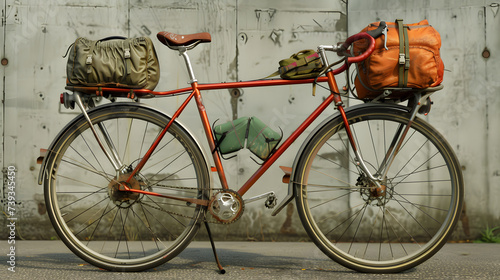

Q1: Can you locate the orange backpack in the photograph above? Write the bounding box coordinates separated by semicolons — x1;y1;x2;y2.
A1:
353;19;444;99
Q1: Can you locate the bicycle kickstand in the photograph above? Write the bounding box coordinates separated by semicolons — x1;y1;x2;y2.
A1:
204;221;226;274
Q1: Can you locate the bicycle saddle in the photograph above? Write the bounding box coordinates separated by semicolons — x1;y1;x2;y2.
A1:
157;32;211;50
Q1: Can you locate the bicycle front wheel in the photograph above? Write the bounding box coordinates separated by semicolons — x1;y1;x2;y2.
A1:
294;105;463;273
43;102;210;271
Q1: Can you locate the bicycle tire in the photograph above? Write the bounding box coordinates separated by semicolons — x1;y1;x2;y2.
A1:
294;104;463;273
43;102;210;272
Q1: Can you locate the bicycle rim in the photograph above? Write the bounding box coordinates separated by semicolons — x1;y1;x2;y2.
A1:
295;106;463;273
44;103;210;271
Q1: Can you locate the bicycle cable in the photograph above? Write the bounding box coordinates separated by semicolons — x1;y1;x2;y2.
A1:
312;56;361;101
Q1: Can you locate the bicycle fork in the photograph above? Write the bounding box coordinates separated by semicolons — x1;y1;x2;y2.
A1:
339;91;433;189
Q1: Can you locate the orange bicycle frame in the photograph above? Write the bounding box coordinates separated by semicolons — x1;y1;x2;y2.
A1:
74;32;376;206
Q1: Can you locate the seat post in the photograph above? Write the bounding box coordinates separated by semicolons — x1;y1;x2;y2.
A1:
178;46;197;84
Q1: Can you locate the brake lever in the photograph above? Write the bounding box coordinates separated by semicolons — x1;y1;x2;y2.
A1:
366;21;388;50
381;24;388;50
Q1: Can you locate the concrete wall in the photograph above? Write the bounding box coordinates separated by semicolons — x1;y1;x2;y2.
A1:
1;0;498;241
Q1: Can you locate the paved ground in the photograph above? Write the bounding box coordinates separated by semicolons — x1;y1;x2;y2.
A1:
1;241;499;279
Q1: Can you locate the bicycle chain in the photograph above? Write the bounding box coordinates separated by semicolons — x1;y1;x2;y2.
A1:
140;201;223;224
140;184;226;224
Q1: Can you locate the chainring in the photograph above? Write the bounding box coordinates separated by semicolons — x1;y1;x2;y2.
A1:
208;190;244;224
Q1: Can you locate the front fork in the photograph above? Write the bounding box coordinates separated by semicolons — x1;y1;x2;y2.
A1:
336;89;434;189
318;47;387;189
322;54;434;190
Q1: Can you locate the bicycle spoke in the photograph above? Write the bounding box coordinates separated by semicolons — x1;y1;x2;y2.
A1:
317;149;360;178
129;206;155;257
81;130;114;173
348;204;369;255
308;167;358;189
65;147;114;181
333;204;367;243
56;173;108;190
147;151;191;185
121;118;134;162
138;199;181;238
69;145;113;181
139;122;150;161
72;199;116;236
136;203;162;251
59;187;107;211
310;191;354;209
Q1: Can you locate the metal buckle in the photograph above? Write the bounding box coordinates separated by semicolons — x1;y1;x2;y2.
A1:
399;54;405;64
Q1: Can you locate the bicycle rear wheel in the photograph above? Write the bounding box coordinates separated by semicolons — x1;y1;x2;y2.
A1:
294;105;463;273
43;102;210;271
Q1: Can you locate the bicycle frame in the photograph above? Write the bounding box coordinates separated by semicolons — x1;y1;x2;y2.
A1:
66;33;379;208
113;74;341;204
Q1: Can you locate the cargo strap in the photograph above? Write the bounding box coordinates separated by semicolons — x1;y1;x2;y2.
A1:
396;19;410;88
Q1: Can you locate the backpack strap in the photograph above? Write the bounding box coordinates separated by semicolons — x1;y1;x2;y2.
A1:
123;39;132;76
396;19;410;88
86;40;97;74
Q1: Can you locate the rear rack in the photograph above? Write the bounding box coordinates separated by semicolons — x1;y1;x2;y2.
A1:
369;84;444;102
65;86;157;99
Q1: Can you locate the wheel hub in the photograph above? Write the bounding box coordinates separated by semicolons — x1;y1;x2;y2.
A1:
356;174;392;206
208;190;244;223
107;173;144;208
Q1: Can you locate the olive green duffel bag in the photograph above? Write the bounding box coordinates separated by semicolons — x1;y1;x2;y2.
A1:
66;36;160;90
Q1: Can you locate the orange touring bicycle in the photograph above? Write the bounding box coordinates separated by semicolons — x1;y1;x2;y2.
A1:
38;25;463;274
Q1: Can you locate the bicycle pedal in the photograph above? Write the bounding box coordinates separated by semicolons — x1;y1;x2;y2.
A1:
265;193;277;209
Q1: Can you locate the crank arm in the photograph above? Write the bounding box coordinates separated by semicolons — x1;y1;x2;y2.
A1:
118;184;209;206
244;191;275;204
